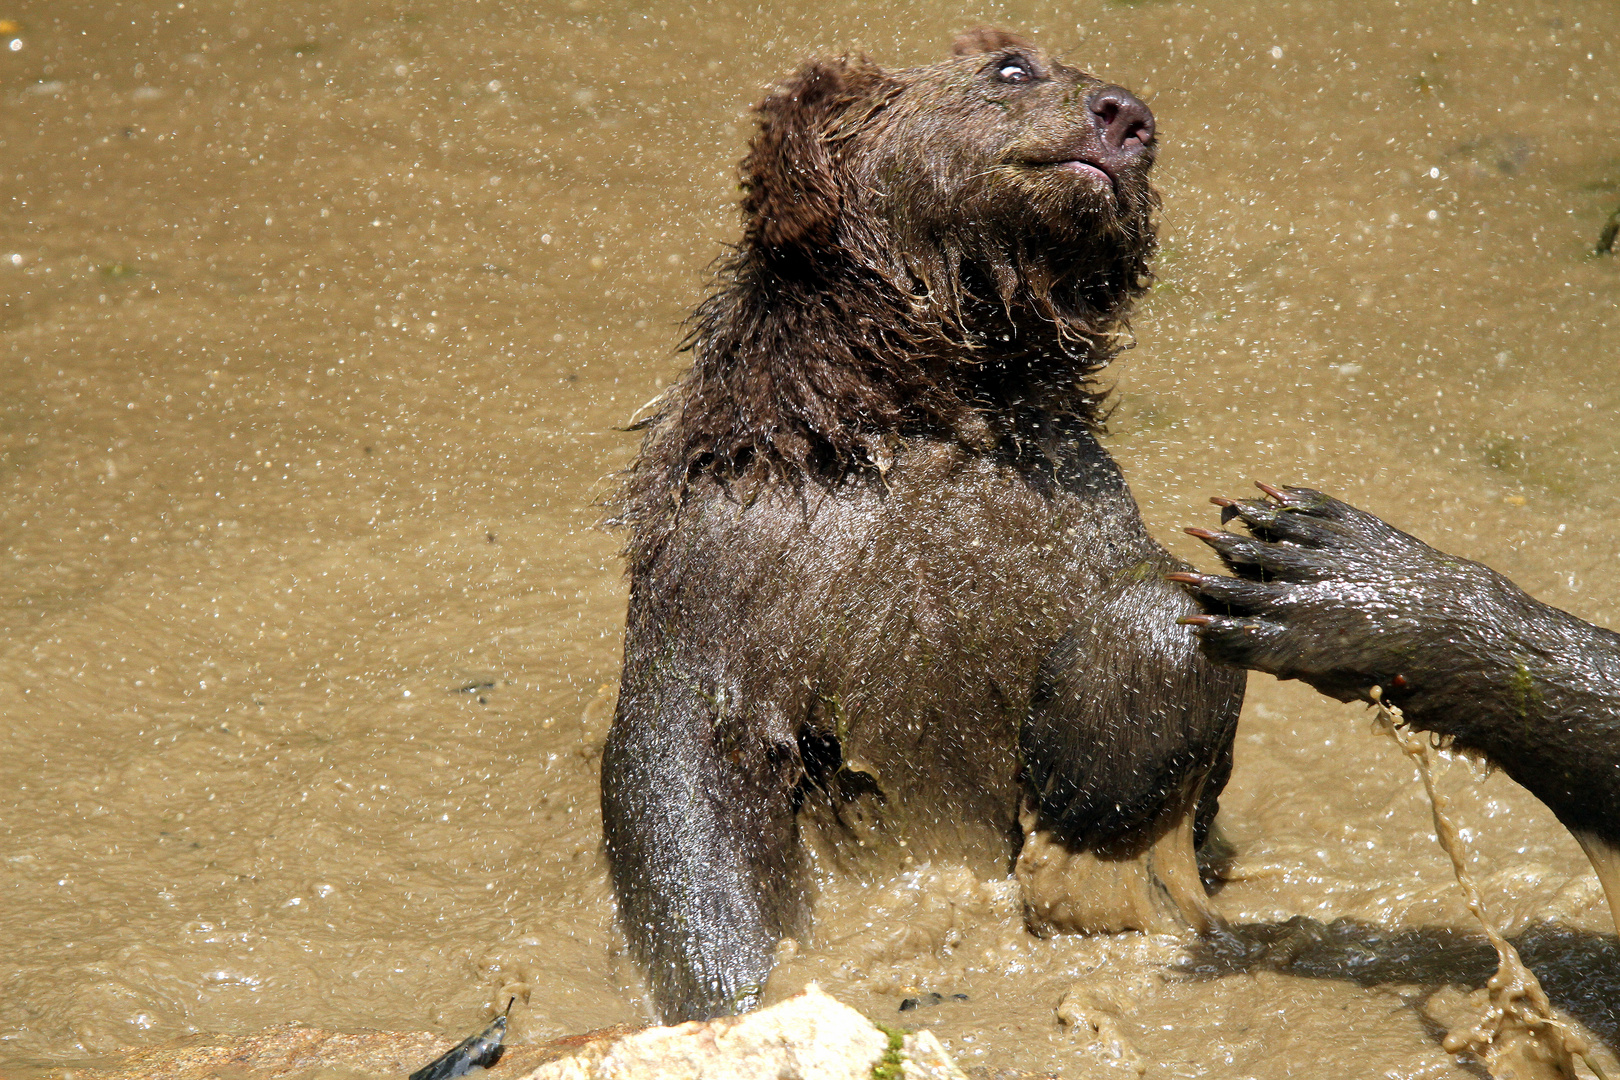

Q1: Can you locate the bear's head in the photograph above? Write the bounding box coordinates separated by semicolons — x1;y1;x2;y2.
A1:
739;28;1159;334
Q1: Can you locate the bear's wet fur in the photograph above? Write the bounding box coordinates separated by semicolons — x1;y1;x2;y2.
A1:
602;29;1245;1023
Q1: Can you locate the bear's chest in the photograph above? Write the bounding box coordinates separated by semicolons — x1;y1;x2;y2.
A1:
654;443;1162;850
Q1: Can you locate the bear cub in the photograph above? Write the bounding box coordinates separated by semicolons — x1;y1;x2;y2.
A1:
603;28;1245;1022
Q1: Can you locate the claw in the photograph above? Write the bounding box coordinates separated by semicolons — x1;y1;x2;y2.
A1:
1165;571;1204;585
1255;481;1288;503
1185;527;1221;542
1210;496;1238;508
1178;615;1214;626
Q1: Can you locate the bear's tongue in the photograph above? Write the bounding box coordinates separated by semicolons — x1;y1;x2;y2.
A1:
1064;160;1114;191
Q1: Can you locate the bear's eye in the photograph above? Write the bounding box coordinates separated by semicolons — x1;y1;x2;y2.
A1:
996;61;1033;84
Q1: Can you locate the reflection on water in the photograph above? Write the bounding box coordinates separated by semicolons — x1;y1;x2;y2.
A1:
0;0;1616;1075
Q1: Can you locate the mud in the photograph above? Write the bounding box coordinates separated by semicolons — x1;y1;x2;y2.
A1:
1;0;1617;1077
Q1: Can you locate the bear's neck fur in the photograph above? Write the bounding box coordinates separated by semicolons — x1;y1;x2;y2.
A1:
610;229;1147;565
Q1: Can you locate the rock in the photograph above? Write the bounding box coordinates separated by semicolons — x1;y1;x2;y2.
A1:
897;1029;968;1080
523;986;967;1080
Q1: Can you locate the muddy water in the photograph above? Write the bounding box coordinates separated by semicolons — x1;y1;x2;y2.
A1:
0;0;1616;1075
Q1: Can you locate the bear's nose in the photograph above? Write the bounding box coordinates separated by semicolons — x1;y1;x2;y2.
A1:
1089;87;1154;152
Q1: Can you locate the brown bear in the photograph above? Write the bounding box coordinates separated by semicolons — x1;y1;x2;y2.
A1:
602;28;1245;1023
1175;484;1620;937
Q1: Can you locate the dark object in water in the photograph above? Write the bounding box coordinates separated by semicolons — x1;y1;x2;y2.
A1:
600;26;1244;1024
1597;205;1619;255
408;1000;512;1080
1173;484;1620;937
899;992;970;1012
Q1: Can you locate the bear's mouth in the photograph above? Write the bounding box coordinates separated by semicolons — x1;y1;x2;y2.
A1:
1028;157;1117;196
1061;160;1115;192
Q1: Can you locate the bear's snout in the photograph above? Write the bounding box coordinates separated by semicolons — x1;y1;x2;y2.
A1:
1088;86;1155;156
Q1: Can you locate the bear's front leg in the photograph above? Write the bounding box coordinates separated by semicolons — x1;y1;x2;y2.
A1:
601;665;808;1022
1017;570;1242;936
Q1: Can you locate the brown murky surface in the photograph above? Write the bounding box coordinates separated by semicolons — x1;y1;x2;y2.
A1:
1;0;1617;1076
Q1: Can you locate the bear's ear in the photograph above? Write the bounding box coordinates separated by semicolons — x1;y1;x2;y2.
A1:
951;27;1033;56
740;56;888;253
